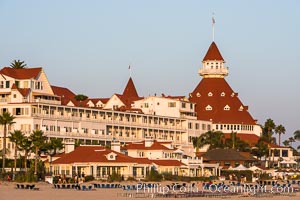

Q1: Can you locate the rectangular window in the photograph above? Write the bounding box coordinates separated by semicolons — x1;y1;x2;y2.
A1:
23;81;28;88
202;124;206;130
5;81;10;88
15;81;20;87
282;150;288;157
274;149;280;157
168;102;176;107
181;102;186;108
144;103;149;108
195;123;199;130
188;122;192;129
207;124;211;131
0;81;3;88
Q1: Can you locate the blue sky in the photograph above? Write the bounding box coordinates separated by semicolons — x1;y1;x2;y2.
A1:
0;0;299;145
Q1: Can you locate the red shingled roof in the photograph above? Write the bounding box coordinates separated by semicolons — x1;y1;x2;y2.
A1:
123;140;172;151
123;77;139;98
11;83;31;97
88;98;110;105
117;77;142;108
52;146;139;164
189;78;256;125
0;67;41;79
202;42;224;61
224;133;260;146
152;160;185;166
51;85;76;105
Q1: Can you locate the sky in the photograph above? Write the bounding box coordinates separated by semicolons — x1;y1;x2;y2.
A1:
0;0;299;146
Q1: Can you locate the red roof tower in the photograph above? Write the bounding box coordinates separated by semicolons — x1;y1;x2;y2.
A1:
190;41;260;136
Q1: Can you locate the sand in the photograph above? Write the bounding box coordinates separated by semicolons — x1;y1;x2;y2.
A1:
1;181;299;200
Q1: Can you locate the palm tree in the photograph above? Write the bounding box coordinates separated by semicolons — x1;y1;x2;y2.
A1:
230;131;236;149
30;130;46;177
262;118;276;143
275;124;286;146
10;59;27;69
253;139;269;161
74;94;88;107
0;112;15;173
201;130;225;150
19;137;32;172
294;130;300;141
8;130;25;174
288;137;296;147
283;140;290;147
44;138;64;174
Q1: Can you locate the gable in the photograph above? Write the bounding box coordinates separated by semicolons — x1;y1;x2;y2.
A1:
104;94;125;110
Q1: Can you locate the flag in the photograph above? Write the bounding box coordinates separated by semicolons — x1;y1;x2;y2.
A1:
212;17;215;24
128;65;131;70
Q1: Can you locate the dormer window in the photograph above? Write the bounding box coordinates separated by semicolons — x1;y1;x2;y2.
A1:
106;152;117;160
224;105;230;111
208;92;213;97
239;106;244;111
196;92;201;97
206;105;212;111
221;92;225;97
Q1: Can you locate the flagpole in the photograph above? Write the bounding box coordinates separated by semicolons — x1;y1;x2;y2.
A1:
212;15;215;42
128;65;132;77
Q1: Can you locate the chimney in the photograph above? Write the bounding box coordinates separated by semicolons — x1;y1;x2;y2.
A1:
145;137;154;147
64;139;75;153
111;140;121;152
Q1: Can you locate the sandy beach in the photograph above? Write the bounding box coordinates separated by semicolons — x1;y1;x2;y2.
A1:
1;181;300;200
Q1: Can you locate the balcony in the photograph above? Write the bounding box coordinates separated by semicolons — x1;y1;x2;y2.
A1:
198;67;229;77
35;99;61;105
0;98;9;103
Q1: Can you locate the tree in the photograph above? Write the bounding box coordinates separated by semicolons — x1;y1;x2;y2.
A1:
262;118;276;143
283;140;290;147
30;130;46;177
193;131;225;150
0;112;15;173
10;59;27;69
294;130;300;141
252;139;269;161
8;130;25;174
19;136;32;171
44;138;64;174
74;94;88;107
275;124;286;146
288;137;295;147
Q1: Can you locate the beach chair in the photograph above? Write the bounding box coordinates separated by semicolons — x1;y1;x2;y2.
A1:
25;185;30;189
93;183;98;188
88;185;92;190
97;184;101;188
16;184;20;189
29;185;35;190
66;184;71;189
57;184;61;189
82;185;87;191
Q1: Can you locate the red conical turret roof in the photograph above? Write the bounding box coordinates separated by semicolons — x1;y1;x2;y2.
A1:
203;42;224;61
123;77;139;98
